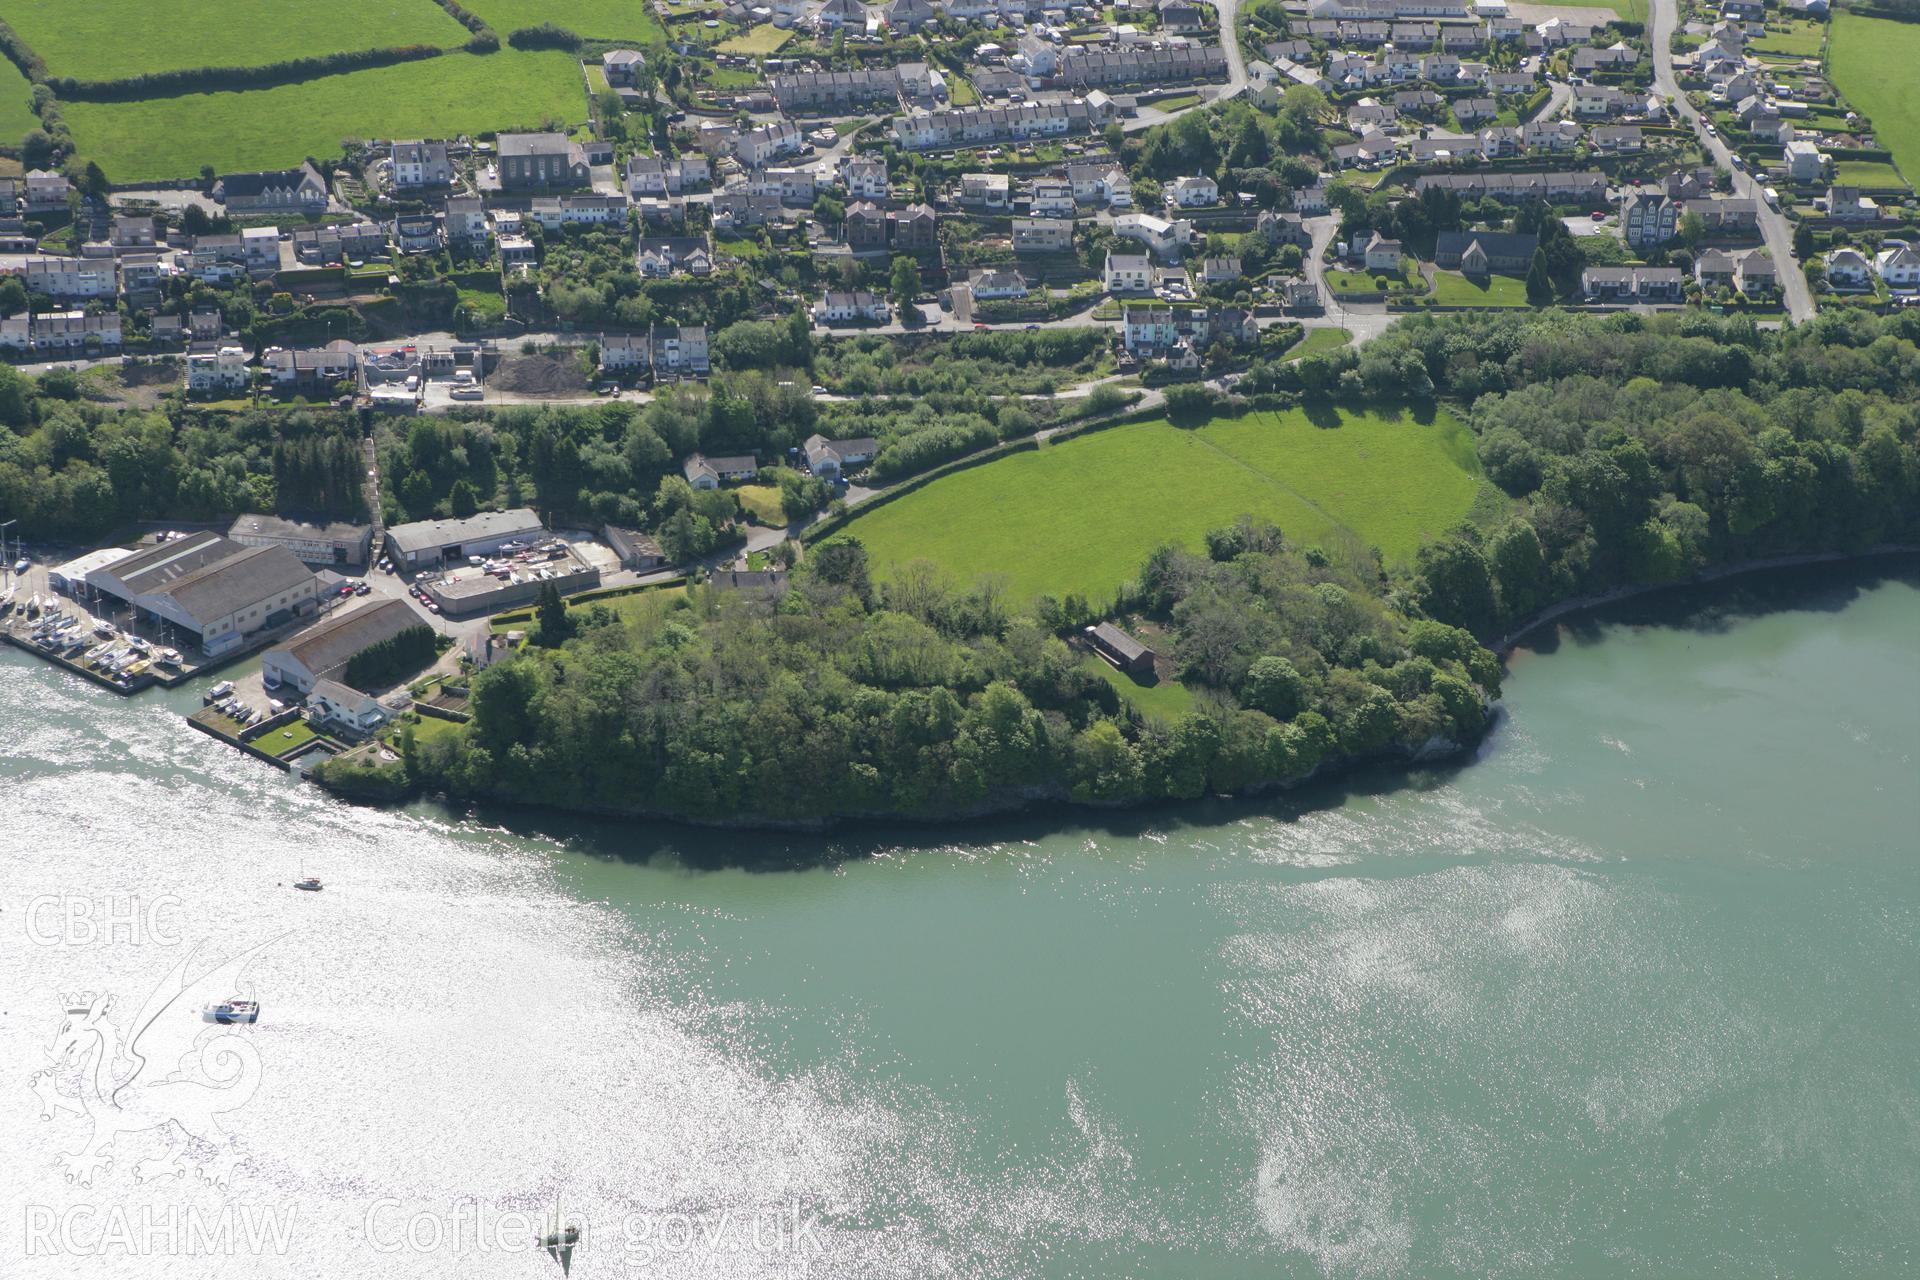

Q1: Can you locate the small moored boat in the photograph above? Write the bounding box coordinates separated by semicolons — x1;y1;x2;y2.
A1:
294;877;323;892
203;999;259;1025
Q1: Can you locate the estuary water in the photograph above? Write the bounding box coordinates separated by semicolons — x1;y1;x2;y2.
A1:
2;559;1916;1278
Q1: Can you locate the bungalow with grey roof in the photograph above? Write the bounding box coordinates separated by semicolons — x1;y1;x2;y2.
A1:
684;453;759;489
804;434;880;480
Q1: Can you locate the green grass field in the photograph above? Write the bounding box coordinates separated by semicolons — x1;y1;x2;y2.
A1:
1829;12;1920;191
1525;0;1642;21
718;23;793;53
1080;654;1193;720
1281;327;1352;361
1751;20;1827;58
1832;159;1907;190
831;405;1487;605
1430;271;1531;307
0;58;36;144
4;0;468;81
65;50;586;181
464;0;667;41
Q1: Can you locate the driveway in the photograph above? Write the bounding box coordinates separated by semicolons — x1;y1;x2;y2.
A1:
1650;0;1814;322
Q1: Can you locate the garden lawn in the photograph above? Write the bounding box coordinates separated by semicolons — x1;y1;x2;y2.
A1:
262;720;321;758
1430;271;1531;307
1080;655;1193;721
64;50;586;181
734;484;787;524
831;404;1487;606
1829;11;1920;190
718;23;793;53
1282;327;1353;360
404;714;465;746
463;0;667;41
3;0;468;81
0;58;36;143
1326;258;1422;295
1832;159;1907;190
1751;21;1827;58
1520;0;1641;20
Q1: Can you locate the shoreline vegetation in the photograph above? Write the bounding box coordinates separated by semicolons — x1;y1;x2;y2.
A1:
1495;544;1920;653
311;306;1920;829
312;546;1920;833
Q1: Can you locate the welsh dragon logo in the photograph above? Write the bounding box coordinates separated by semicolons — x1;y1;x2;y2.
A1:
28;937;280;1190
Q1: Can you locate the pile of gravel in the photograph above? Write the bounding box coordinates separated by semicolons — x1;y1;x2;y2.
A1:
488;354;589;395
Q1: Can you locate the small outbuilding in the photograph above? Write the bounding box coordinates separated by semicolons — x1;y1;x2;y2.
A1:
1087;621;1155;676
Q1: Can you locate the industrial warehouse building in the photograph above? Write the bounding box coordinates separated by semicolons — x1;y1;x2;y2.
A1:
261;598;424;694
383;508;546;569
423;548;600;617
85;531;318;655
228;513;375;567
48;547;140;595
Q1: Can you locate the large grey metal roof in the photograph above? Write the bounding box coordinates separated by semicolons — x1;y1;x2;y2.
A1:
385;508;544;555
271;598;422;679
161;546;315;624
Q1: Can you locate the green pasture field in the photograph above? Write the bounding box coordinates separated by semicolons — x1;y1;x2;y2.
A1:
3;0;467;81
1829;11;1920;189
65;50;585;181
830;405;1487;606
0;58;36;143
463;0;667;41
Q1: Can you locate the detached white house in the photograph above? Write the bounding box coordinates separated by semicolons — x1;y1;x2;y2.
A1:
1165;174;1219;208
186;345;251;394
1825;247;1871;289
308;679;390;734
1104;251;1154;293
970;268;1029;299
1877;241;1920;288
1113;212;1193;258
1355;231;1403;270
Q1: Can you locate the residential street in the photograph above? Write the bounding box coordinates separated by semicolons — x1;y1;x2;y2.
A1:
1122;0;1250;132
1650;0;1815;322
